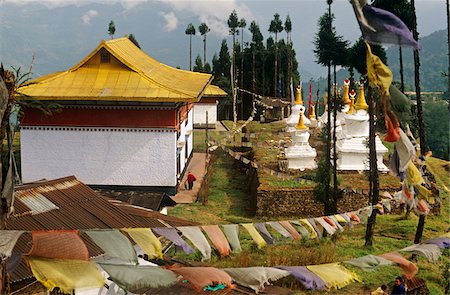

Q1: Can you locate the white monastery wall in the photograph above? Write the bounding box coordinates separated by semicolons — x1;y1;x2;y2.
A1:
20;127;177;187
193;103;217;126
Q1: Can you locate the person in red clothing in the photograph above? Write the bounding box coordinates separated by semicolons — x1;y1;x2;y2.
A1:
186;171;196;190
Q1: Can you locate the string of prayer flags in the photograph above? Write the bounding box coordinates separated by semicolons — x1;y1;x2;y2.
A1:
177;226;212;261
152;227;195;255
254;222;276;244
241;223;266;249
351;0;419;49
223;267;290;293
85;229;137;264
201;225;232;257
27;257;105;293
99;263;178;292
29;230;89;261
329;216;344;233
170;267;234;292
267;221;294;239
122;228;163;259
344;255;393;272
276;266;327;291
379;252;418;280
279;221;302;240
0;230;23;258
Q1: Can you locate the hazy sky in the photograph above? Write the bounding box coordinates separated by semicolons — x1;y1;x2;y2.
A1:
1;0;447;77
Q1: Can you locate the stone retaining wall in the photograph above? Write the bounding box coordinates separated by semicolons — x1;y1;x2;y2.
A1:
256;187;370;218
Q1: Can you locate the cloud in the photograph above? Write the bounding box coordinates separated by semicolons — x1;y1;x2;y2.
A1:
159;0;253;37
159;11;178;32
0;0;149;9
81;9;98;24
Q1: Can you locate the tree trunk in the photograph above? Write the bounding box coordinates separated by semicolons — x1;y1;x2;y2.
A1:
325;61;332;215
241;29;244;120
447;0;450;111
189;35;192;71
203;35;207;70
399;47;405;93
365;86;379;247
411;0;427;244
274;33;278;97
332;64;338;213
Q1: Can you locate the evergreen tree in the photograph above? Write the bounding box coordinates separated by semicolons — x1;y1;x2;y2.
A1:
269;13;283;96
193;54;203;72
108;20;116;39
185;23;196;71
199;23;210;68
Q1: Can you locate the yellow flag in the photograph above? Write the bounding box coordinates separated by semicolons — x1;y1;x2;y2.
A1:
299;219;318;239
307;263;361;290
28;257;105;293
241;223;266;249
406;162;424;186
123;228;163;259
365;42;393;95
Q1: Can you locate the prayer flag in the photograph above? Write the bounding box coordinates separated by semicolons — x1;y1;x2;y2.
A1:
267;221;293;239
344;255;393;272
279;221;302;240
29;230;89;261
365;42;393;96
351;0;419;49
406;162;424;186
99;263;177;292
254;223;276;244
122;228;163;259
28;257;105;293
222;224;242;253
170;267;233;292
315;218;336;236
399;244;441;262
202;225;232;256
241;223;266;249
223;267;289;293
379;252;418;279
0;230;23;258
307;263;361;290
152;227;195;255
85;229;137;264
276;266;326;290
178;226;212;261
299;219;319;239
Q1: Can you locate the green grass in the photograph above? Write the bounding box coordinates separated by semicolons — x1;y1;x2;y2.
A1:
169;150;450;294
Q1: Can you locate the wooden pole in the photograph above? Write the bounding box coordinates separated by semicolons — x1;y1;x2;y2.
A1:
203;111;209;206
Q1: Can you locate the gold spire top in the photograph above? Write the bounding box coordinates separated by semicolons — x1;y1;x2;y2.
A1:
323;91;328;110
295;85;303;105
310;105;316;119
296;112;307;130
347;89;356;114
354;84;368;111
342;79;351;104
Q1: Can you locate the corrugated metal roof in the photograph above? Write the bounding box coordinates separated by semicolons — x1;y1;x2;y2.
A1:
17;37;212;102
7;176;197;284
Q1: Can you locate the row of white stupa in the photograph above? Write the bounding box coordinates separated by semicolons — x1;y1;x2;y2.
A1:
285;80;388;172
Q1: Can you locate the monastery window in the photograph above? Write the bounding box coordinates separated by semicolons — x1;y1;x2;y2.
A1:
100;52;110;63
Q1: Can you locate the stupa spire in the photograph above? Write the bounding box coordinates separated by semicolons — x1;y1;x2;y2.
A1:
296;112;307;130
342;79;351;104
347;89;356;114
310;105;316;119
355;83;368;111
295;85;303;105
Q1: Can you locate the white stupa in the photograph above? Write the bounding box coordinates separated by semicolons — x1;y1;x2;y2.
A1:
336;84;389;171
285;112;317;170
286;86;310;132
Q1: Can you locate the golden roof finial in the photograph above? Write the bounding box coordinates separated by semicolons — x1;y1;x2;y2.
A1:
355;83;368;111
295;85;303;105
323;91;328;110
342;79;351;104
310;105;316;119
347;89;356;114
296;112;307;130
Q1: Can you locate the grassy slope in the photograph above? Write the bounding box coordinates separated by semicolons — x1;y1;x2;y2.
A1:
170;123;450;294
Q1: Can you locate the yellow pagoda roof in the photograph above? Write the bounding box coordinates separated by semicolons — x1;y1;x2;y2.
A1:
18;37;213;103
203;85;227;98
